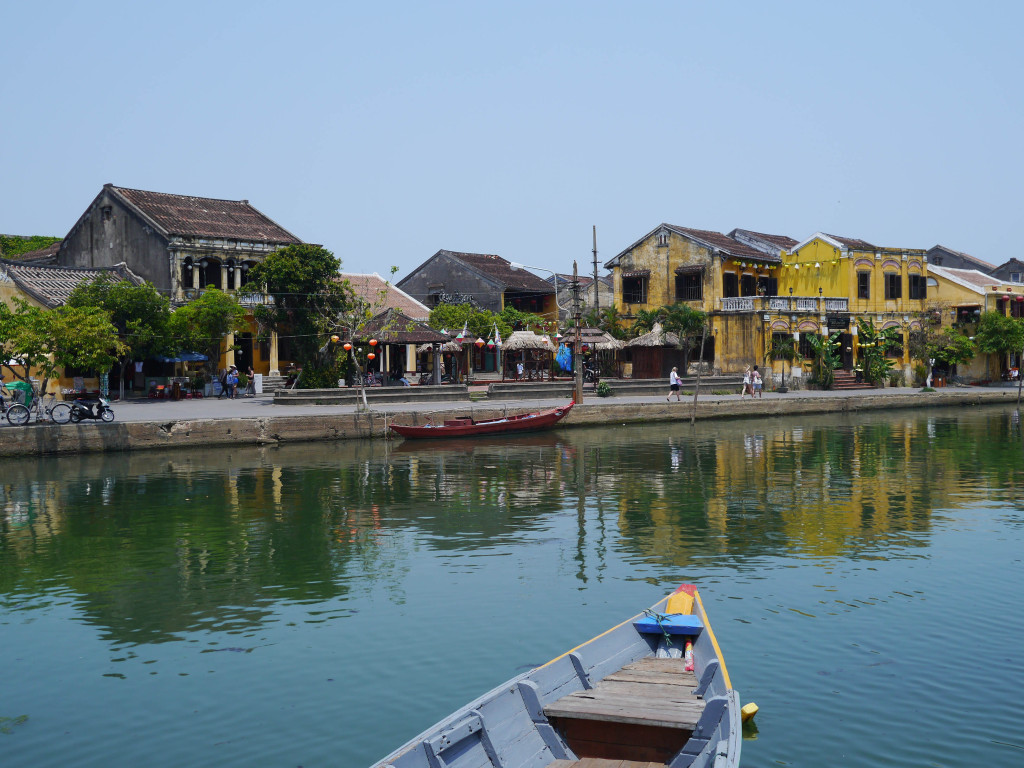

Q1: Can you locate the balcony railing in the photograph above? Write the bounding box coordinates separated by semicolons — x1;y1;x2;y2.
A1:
719;296;849;313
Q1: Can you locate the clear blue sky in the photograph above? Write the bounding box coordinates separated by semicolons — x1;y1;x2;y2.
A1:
2;1;1020;277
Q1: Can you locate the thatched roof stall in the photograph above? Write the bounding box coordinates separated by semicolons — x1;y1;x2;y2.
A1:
624;322;686;380
501;330;552;351
626;322;680;348
501;330;553;381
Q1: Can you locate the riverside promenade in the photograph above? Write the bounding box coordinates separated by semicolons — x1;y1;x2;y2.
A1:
1;384;1020;458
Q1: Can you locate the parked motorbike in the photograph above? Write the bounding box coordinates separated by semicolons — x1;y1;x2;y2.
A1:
69;396;115;423
583;364;600;384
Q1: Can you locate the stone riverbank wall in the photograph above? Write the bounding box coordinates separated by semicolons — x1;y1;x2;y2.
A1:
1;389;1018;458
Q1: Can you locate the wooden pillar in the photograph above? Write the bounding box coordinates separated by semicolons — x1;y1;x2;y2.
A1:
221;264;229;291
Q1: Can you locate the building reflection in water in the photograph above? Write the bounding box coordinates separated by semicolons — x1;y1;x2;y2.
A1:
3;407;1024;644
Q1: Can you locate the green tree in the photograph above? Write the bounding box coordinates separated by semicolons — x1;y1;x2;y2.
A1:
0;298;123;393
856;318;902;385
66;276;172;399
167;289;247;379
241;244;351;378
630;308;661;337
975;311;1024;378
926;327;976;371
659;303;708;374
584;305;626;340
805;331;842;389
0;235;61;258
766;334;800;391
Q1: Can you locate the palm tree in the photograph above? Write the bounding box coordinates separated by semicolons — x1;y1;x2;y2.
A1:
766;335;800;392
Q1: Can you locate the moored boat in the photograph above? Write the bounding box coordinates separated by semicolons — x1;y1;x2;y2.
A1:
371;583;740;768
389;400;573;439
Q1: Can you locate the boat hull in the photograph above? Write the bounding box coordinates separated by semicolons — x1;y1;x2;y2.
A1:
389;401;573;439
371;583;740;768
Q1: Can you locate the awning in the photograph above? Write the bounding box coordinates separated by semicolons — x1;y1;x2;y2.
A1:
952;303;981;308
622;269;651;279
674;265;705;276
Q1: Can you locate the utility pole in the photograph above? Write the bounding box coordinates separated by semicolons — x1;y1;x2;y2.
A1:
573;261;584;403
592;225;599;314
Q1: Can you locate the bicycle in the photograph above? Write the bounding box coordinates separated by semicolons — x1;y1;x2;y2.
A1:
1;386;72;426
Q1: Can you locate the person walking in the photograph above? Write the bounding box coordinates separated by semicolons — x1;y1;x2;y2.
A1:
667;366;682;402
243;366;256;397
228;366;239;399
741;366;752;399
752;366;763;398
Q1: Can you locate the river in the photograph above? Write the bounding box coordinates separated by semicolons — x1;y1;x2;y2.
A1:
2;405;1022;767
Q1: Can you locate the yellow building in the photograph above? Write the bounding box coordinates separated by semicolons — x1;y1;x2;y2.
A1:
774;233;929;382
604;225;998;385
604;224;795;376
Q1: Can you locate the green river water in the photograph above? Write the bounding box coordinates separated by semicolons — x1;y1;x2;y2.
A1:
1;405;1022;767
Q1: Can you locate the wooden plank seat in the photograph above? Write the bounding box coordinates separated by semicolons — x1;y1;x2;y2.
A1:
544;658;705;764
544;658;704;729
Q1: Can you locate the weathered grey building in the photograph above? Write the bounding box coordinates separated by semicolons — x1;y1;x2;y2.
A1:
989;258;1024;284
396;250;555;318
926;245;994;274
57;184;303;302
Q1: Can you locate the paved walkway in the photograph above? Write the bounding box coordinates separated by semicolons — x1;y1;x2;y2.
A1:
57;383;1020;424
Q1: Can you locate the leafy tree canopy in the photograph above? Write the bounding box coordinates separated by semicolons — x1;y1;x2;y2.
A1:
926;327;976;367
242;244;350;367
167;289;247;377
66;276;172;362
975;311;1024;357
0;235;61;258
0;298;123;391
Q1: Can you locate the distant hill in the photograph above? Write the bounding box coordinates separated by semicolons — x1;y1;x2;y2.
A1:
0;234;62;259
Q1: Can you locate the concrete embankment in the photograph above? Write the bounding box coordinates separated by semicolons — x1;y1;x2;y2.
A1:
0;388;1017;458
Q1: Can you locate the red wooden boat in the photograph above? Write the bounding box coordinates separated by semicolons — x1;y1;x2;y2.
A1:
390;400;573;439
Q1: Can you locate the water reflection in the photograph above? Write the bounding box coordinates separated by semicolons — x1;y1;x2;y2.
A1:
3;407;1024;646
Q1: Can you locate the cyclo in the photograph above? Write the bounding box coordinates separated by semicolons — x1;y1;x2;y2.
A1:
0;379;72;426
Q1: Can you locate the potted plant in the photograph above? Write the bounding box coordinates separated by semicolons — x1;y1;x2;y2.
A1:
766;335;800;393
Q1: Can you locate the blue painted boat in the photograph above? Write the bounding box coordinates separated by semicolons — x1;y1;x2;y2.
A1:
371;584;740;768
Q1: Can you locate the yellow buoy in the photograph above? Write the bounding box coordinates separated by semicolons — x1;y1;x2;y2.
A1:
741;702;759;722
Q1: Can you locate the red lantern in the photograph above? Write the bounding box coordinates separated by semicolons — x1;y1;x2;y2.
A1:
367;352;376;360
369;338;378;347
1017;296;1023;303
1005;295;1012;301
343;342;352;351
475;337;485;348
582;343;589;352
330;334;340;343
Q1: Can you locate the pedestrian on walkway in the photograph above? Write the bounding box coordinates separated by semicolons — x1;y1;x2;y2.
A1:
752;366;763;398
243;366;256;397
667;367;682;402
741;366;752;398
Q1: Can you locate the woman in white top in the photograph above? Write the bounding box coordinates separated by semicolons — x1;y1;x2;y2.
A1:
741;366;751;398
667;367;682;402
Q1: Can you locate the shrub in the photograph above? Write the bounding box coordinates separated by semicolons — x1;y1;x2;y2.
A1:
888;370;905;388
595;381;612;397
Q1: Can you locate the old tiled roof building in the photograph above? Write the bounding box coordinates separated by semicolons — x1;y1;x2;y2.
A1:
0;259;144;309
57;184;303;302
396;249;555;318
